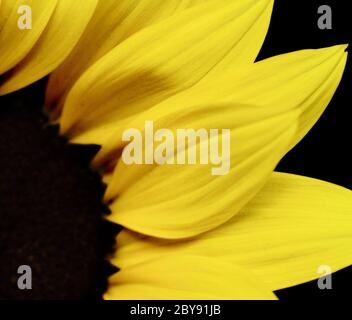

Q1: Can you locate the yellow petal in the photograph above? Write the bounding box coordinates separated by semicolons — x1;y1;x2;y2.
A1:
0;0;98;95
46;0;220;113
105;117;297;239
105;255;277;300
102;45;346;239
114;172;352;291
59;0;274;137
96;44;347;167
0;0;57;75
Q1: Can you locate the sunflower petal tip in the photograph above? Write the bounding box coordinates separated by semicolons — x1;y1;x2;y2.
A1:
335;43;349;54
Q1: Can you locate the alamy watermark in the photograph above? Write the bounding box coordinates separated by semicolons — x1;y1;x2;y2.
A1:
317;265;332;290
17;5;32;30
122;121;231;176
318;5;332;30
17;265;32;290
16;4;333;31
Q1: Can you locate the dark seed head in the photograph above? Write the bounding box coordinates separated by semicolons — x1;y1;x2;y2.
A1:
0;80;120;300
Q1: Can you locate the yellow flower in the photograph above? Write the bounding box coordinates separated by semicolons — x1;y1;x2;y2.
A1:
0;0;350;299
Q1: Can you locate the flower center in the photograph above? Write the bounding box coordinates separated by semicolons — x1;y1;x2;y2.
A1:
0;80;120;300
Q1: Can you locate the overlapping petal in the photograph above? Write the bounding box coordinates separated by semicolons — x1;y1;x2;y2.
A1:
0;0;98;95
59;0;274;137
0;0;57;76
46;0;223;112
105;255;277;300
112;172;352;291
101;45;346;239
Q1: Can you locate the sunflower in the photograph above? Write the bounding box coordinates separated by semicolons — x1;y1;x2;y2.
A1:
0;0;351;300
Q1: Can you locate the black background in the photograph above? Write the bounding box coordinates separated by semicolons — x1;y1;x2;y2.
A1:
259;0;351;299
